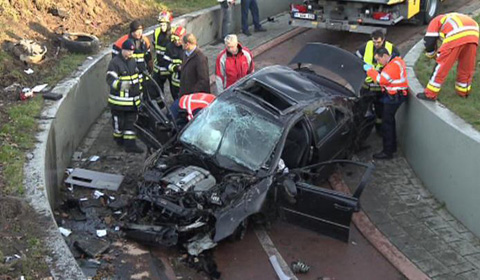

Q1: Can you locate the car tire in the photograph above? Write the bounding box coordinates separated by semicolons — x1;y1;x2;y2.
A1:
422;0;440;24
60;33;100;54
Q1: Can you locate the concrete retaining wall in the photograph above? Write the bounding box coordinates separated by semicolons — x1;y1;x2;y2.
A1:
398;40;480;237
24;1;298;278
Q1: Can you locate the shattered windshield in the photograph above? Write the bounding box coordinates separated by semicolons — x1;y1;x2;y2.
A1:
180;99;282;171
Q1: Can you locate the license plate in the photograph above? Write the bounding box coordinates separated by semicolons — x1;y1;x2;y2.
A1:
293;12;316;20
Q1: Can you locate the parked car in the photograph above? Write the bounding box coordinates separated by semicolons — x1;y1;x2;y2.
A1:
125;43;375;254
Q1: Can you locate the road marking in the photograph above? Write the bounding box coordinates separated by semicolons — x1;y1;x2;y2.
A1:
254;225;298;280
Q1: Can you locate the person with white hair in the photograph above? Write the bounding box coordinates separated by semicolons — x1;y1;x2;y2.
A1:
215;34;254;93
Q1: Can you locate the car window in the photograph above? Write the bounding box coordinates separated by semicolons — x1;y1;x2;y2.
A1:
309;107;336;143
180;99;283;172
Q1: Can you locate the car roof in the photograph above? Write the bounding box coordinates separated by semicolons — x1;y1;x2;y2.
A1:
246;65;329;102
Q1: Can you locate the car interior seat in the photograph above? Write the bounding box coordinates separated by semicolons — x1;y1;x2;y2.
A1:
282;121;310;168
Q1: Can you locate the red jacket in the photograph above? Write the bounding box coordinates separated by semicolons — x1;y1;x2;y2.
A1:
367;57;409;96
424;13;479;55
215;44;254;92
179;93;216;121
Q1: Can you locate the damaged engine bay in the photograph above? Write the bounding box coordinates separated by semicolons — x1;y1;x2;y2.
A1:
123;149;266;257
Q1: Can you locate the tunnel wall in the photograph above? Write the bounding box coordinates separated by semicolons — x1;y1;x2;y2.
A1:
397;40;480;237
24;1;300;278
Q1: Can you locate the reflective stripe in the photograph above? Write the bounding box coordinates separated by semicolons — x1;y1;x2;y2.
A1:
112;80;120;89
112;49;119;55
425;32;440;37
123;130;136;140
427;83;441;92
171;59;182;64
444;26;479;38
443;30;479;43
108;95;141;106
381;72;393;82
456;81;469;87
107;71;118;78
455;85;470;92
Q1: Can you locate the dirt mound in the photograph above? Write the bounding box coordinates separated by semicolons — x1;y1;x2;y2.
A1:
0;0;165;89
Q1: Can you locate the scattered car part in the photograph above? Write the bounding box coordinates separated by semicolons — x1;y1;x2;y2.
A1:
13;39;47;64
270;255;295;280
291;260;310;274
42;91;63;101
187;234;217;256
65;168;124;191
74;236;110;257
60;32;100;54
122;223;178;247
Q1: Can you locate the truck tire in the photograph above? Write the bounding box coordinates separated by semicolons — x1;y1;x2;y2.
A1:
60;33;100;54
422;0;440;24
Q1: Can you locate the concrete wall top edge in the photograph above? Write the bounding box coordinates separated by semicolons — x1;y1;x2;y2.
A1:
405;41;480;143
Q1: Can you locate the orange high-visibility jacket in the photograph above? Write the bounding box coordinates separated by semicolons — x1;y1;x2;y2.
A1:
366;57;409;96
424;13;479;54
179;93;216;121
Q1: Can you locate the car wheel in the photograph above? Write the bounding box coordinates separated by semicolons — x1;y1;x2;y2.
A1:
423;0;439;24
60;33;100;54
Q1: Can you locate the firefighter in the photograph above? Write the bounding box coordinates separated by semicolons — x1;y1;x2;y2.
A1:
106;39;144;154
364;47;409;160
417;13;479;101
112;20;152;74
152;11;173;95
162;26;187;101
356;29;400;133
215;34;254;93
169;93;216;128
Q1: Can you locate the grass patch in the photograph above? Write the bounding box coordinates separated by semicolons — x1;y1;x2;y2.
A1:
160;0;217;14
0;96;43;195
414;15;480;130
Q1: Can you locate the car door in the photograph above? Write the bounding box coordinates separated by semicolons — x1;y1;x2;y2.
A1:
278;161;374;242
308;106;352;163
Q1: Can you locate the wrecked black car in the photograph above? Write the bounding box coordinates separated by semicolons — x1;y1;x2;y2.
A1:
126;43;375;254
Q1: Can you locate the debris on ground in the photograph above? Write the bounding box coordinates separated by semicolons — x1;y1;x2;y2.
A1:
58;227;72;237
74;236;110;258
65;168;124;191
12;39;47;64
291;260;310;274
269;255;291;280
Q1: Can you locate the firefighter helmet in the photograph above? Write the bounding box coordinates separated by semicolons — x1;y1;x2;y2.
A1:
171;26;186;42
158;11;173;23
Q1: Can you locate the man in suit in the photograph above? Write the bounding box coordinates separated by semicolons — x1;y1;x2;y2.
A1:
179;33;211;96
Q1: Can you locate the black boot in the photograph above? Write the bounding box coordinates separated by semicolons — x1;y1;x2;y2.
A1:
124;140;144;154
114;137;123;146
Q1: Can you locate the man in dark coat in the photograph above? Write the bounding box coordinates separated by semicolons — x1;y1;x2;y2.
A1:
179;33;211;96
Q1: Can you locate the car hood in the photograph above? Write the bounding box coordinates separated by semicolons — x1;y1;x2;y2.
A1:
289;43;366;97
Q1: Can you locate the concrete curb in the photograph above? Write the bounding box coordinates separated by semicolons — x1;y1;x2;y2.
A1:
329;172;432;280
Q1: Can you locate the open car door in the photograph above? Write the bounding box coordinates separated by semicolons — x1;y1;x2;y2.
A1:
134;73;178;151
278;160;374;242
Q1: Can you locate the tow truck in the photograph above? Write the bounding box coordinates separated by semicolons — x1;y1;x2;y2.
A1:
289;0;444;34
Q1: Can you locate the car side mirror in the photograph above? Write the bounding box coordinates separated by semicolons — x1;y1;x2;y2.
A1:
283;178;297;197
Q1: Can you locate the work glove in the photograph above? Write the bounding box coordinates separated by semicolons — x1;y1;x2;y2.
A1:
363;64;373;71
120;81;131;91
173;64;181;72
425;50;437;59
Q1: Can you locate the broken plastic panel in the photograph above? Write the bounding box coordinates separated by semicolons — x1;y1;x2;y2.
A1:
65;168;124;191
